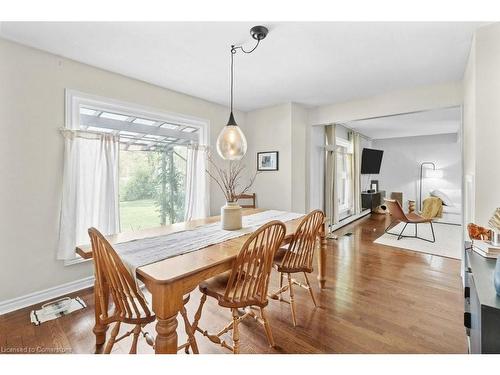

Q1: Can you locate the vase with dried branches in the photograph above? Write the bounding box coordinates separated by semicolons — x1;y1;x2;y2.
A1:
206;153;257;230
489;208;500;295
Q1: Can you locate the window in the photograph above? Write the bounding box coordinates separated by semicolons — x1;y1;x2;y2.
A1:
77;105;200;231
118;139;188;231
59;90;209;263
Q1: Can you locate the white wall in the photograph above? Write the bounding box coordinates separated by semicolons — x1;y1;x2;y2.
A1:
372;133;462;209
241;102;308;213
0;38;245;302
463;35;476;225
308;125;325;211
291;103;308;213
243;103;293;211
463;23;500;225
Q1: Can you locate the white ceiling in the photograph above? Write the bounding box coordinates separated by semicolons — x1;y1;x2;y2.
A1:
0;22;486;111
344;106;461;139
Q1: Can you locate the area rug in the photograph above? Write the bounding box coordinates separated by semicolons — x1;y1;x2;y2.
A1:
373;222;462;259
30;297;87;326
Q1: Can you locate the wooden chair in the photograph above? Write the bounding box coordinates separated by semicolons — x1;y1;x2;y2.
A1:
384;199;435;243
88;227;199;354
189;220;286;354
269;210;325;326
236;193;256;208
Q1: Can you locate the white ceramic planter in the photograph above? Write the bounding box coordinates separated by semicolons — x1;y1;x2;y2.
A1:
221;201;242;230
492;230;500;246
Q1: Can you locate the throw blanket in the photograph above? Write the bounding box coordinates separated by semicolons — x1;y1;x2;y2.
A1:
422;196;443;219
115;210;304;276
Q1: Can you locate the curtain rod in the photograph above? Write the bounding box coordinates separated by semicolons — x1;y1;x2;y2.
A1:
59;128;189;149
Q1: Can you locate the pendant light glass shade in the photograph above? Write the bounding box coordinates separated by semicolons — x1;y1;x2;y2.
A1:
216;26;267;161
216;120;247;160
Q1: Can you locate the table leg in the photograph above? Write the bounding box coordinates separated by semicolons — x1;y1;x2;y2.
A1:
317;222;327;289
152;285;183;354
93;279;109;347
155;314;179;354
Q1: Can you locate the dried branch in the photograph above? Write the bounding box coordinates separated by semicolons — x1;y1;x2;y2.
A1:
206;153;258;203
208;156;230;197
206;168;230;202
238;170;259;196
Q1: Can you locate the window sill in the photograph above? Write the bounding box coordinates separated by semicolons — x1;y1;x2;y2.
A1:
64;255;91;267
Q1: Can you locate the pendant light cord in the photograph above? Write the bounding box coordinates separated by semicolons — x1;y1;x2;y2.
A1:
230;39;261;113
232;38;261;54
230;46;235;113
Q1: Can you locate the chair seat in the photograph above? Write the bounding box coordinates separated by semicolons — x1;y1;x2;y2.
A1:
272;247;287;267
199;272;231;300
104;301;156;325
199;271;268;308
105;293;191;325
406;212;433;223
273;247;312;274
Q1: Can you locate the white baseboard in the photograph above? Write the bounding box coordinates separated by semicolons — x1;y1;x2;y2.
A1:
0;276;94;315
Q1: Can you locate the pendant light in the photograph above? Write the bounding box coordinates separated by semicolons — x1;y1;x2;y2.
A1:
216;25;269;160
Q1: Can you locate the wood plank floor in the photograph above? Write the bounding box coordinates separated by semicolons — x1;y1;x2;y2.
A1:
0;214;467;354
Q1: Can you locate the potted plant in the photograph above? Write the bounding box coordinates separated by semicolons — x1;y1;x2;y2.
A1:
206;154;257;230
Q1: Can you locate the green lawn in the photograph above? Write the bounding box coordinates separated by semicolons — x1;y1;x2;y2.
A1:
120;199;161;232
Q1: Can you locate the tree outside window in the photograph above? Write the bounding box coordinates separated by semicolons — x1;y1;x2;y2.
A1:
119;146;187;231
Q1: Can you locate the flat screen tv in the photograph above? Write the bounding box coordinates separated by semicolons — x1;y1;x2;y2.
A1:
361;148;384;174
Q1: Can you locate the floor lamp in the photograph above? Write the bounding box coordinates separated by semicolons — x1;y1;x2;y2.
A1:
419;162;442;211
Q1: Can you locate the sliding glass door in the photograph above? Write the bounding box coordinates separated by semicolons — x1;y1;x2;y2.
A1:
336;138;354;221
324;124;357;230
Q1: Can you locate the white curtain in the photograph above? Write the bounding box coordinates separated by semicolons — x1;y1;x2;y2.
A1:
345;151;353;215
57;131;120;260
325;124;338;227
184;144;209;221
351;131;362;215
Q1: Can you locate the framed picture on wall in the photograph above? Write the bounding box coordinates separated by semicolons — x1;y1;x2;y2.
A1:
257;151;279;171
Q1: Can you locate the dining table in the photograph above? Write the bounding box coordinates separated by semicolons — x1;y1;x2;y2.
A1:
75;208;328;354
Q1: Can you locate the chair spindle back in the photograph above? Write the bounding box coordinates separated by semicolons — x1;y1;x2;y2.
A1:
223;220;286;306
281;210;325;272
236;193;256;209
88;227;152;322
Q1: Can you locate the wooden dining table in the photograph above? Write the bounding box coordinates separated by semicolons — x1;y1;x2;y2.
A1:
76;208;327;354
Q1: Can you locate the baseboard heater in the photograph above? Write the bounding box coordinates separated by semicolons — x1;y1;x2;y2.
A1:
328;209;371;235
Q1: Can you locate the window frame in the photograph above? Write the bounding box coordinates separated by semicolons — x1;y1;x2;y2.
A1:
64;89;210;266
65;89;210;145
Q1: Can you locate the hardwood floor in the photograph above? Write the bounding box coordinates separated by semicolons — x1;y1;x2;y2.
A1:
0;214;467;354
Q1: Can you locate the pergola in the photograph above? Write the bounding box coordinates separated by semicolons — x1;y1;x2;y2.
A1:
79;107;200;151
